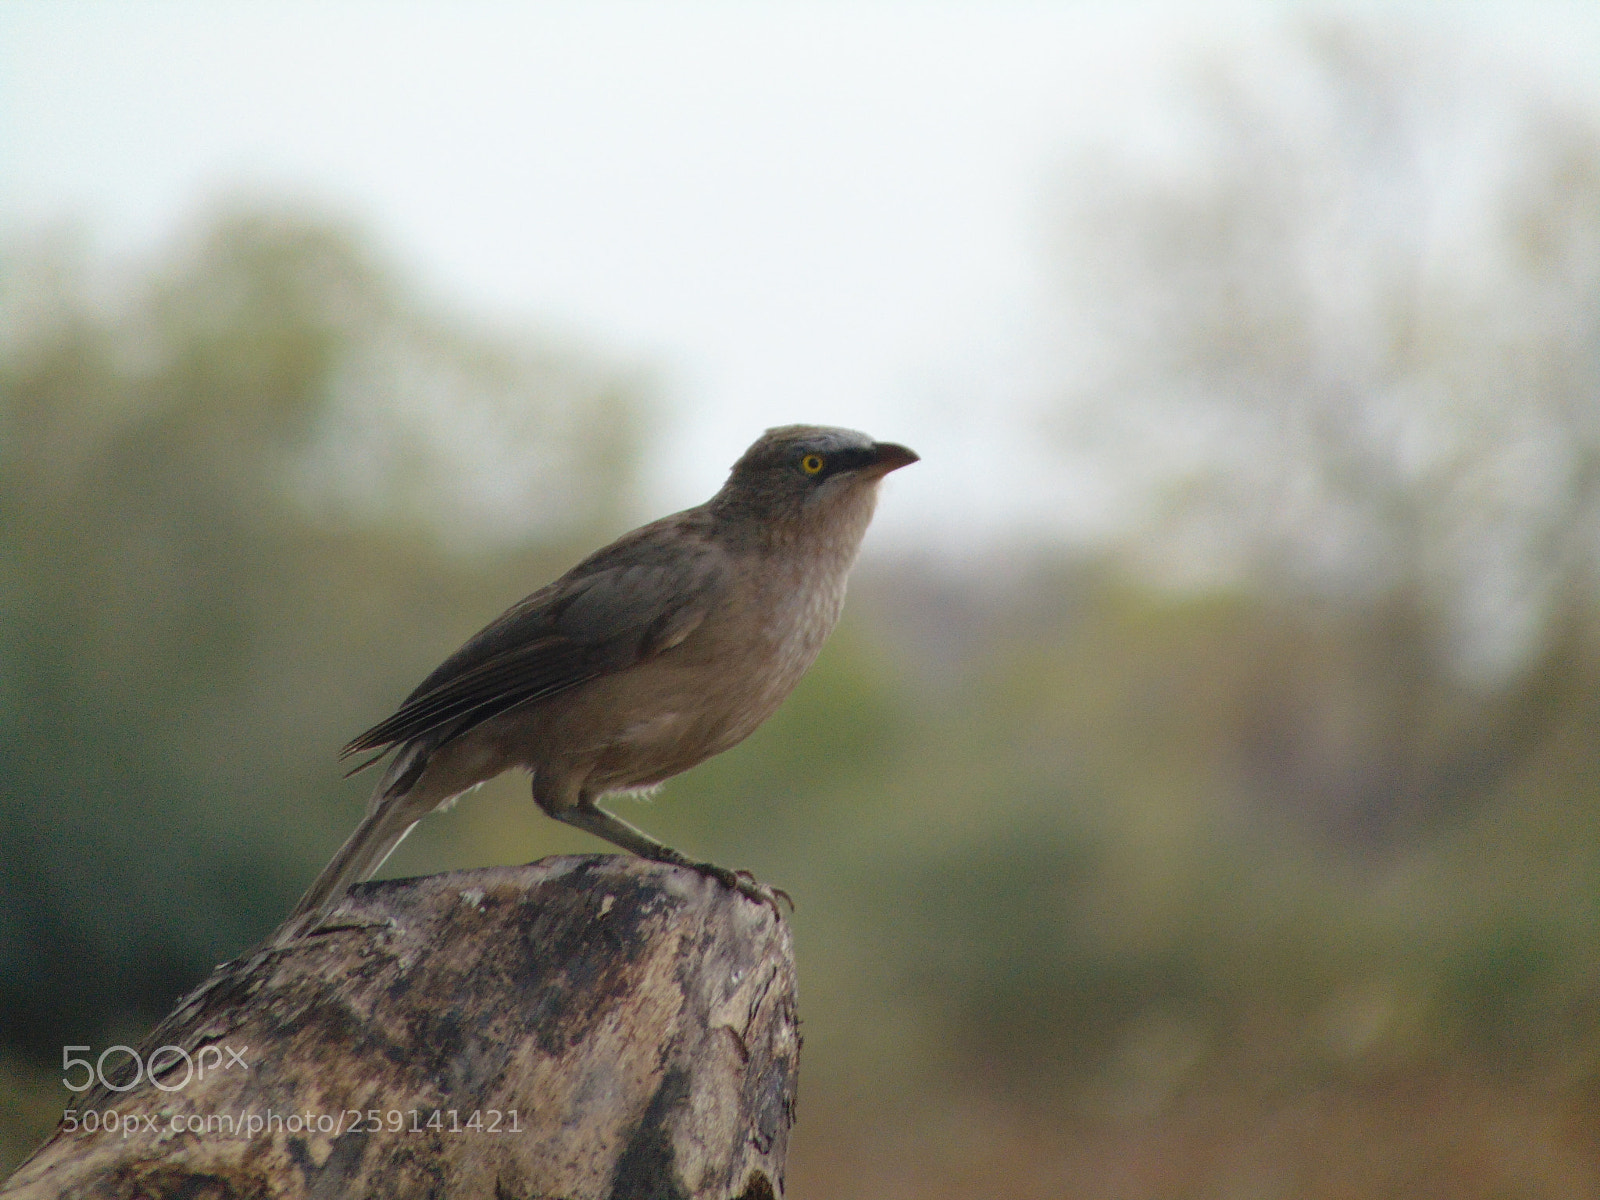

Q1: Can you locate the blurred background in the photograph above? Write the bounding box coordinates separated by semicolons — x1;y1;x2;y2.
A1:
5;2;1600;1195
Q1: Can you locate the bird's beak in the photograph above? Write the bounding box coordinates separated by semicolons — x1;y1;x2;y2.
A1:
865;441;920;477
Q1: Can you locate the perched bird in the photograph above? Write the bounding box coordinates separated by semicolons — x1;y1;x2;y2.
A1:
281;424;917;939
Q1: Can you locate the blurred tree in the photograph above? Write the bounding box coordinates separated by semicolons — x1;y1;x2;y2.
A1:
1045;21;1600;841
0;205;646;1054
817;24;1600;1132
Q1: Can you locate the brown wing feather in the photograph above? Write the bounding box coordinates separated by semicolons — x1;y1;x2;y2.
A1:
340;635;600;758
341;514;728;764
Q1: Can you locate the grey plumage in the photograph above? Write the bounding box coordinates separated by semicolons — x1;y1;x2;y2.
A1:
280;425;916;940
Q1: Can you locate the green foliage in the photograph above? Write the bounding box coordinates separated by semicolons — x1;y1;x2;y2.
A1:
0;206;645;1055
839;573;1600;1104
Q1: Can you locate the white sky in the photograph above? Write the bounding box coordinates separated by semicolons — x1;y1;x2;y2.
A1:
5;2;1600;550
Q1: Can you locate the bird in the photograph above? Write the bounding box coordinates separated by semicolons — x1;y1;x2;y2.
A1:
278;424;917;941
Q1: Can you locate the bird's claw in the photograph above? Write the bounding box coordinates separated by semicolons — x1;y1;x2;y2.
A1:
735;871;794;914
690;861;793;918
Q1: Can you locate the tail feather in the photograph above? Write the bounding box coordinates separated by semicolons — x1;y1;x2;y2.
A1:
274;801;423;944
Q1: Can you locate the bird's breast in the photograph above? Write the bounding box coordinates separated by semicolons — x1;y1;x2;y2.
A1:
556;549;853;792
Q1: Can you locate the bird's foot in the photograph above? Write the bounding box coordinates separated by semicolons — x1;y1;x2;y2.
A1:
689;861;793;918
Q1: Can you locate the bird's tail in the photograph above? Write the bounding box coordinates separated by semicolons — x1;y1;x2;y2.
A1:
271;798;424;945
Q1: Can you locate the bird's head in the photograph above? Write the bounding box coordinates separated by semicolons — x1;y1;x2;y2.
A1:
710;424;919;548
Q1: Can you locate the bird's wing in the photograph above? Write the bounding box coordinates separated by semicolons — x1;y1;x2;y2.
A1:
342;517;727;760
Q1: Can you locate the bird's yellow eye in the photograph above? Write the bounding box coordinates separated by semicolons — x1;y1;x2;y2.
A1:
800;453;825;475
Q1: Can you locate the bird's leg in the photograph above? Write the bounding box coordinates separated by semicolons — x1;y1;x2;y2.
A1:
551;798;790;917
